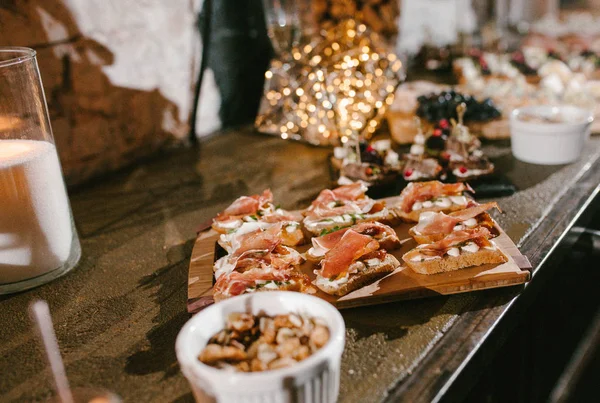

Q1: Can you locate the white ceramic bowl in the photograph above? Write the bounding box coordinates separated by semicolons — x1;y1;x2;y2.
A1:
176;292;345;403
510;105;593;165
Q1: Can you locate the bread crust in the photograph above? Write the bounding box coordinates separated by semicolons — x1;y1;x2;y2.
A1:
403;247;507;275
315;254;399;296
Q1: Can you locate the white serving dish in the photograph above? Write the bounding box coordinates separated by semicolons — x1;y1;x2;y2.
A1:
510;105;593;165
176;292;345;403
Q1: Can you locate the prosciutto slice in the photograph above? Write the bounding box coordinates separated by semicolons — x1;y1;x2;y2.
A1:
215;189;273;222
312;222;399;252
419;227;491;254
398;181;474;213
232;224;282;258
319;230;380;278
414;202;500;235
310;182;367;209
214;268;313;299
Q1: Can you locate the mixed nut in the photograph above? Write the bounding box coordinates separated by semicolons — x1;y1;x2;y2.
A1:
198;312;330;372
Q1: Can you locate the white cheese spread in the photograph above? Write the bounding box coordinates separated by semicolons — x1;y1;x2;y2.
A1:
460;242;480;253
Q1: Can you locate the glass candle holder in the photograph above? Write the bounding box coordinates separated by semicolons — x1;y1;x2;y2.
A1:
0;47;81;294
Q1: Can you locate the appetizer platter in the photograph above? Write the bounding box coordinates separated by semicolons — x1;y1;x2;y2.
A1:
188;182;531;313
332;104;500;189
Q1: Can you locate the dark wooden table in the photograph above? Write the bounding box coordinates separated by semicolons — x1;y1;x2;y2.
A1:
1;128;599;403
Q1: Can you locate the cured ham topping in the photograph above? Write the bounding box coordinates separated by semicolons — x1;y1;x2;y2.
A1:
398;181;474;213
232;224;282;258
261;210;301;223
414;202;500;235
304;199;385;220
305;203;363;220
416;227;492;255
310;182;367;209
269;245;305;270
448;201;500;221
319;230;380;278
312;227;351;251
352;221;398;241
215;189;273;222
310;222;399;257
214;268;313;298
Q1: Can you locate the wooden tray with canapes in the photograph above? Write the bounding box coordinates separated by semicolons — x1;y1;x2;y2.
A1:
187;195;532;313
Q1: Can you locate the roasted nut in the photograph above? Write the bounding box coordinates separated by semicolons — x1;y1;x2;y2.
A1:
199;344;247;365
230;339;246;351
276;338;301;358
211;329;230;345
256;343;278;365
310;325;330;349
227;312;255;332
268;357;298;370
274;314;301;329
251;358;267;372
276;327;296;344
260;317;277;344
293;345;311;361
246;340;260;359
199;313;330;372
235;361;251;372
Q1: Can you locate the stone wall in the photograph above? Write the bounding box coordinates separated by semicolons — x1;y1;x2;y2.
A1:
0;0;219;185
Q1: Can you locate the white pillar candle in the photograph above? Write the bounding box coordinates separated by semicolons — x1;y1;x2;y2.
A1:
0;139;73;284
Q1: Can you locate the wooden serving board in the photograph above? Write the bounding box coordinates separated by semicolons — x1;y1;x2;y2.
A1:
187;197;532;313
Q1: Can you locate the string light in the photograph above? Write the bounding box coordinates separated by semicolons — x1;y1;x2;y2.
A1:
255;19;405;146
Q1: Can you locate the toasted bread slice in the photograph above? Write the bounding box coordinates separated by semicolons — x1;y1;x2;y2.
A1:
403;243;507;275
314;254;399;296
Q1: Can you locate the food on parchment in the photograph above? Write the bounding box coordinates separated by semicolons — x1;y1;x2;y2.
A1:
392;181;473;222
198;312;329;372
312;225;401;296
211;190;304;246
402;227;507;275
408;201;500;244
303;182;393;236
306;221;401;261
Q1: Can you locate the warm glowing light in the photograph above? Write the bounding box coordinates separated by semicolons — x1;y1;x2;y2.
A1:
265;71;273;79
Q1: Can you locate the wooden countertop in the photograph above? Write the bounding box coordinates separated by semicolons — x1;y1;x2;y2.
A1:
1;127;599;402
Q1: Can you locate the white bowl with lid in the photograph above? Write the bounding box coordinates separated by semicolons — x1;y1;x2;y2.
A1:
176;292;345;403
510;105;593;165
